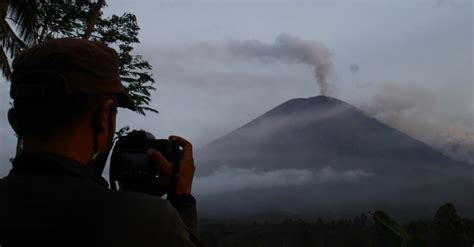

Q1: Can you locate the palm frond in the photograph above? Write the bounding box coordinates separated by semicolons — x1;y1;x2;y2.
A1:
1;0;28;79
1;19;27;56
7;0;39;45
0;47;11;78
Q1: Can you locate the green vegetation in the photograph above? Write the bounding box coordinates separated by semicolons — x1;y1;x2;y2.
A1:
1;0;156;114
200;203;474;247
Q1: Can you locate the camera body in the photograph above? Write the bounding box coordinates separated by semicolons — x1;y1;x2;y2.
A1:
110;130;180;196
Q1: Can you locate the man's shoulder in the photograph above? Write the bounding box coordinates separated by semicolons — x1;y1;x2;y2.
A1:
0;176;184;246
97;189;190;245
102;188;175;215
1;171;174;213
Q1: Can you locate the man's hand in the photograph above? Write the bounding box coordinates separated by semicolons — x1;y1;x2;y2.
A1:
147;136;195;195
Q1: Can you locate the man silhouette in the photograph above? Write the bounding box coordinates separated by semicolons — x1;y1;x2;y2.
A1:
0;38;202;246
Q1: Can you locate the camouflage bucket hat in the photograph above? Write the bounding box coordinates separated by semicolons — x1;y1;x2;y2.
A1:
10;37;136;111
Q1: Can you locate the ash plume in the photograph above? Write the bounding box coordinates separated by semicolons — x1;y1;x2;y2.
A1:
228;33;333;95
361;83;474;165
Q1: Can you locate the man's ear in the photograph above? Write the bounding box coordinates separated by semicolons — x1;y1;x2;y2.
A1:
7;108;21;134
92;99;116;133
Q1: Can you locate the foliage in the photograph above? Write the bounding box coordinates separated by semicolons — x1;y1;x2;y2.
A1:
114;126;130;141
373;211;424;247
199;204;474;247
94;13;157;115
432;203;470;246
1;0;156;115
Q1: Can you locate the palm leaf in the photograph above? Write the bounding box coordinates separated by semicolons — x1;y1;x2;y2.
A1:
1;19;27;54
373;211;426;247
0;17;26;78
0;47;11;78
7;0;39;44
373;211;411;240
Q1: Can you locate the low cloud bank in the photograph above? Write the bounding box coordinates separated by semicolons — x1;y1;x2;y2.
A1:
316;166;373;183
194;166;373;196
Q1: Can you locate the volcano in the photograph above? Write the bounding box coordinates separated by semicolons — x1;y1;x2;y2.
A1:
195;96;474;218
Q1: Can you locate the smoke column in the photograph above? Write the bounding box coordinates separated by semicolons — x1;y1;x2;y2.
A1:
228;33;333;95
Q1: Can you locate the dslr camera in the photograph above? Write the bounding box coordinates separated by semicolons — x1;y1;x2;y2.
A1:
110;130;182;196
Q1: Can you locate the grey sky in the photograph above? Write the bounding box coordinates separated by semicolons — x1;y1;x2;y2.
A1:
0;0;472;175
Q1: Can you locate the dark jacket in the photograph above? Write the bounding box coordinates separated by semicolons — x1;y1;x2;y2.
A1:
0;152;202;247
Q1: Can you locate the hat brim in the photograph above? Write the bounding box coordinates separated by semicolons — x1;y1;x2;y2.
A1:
118;89;137;111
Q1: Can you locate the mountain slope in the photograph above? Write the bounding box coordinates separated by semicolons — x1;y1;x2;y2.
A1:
198;96;456;174
195;96;474;218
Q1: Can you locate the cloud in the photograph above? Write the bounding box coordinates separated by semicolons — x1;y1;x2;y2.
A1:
359;83;474;165
362;83;436;127
317;166;373;183
227;33;333;95
149;33;333;95
194;165;373;196
427;129;474;165
194;166;314;196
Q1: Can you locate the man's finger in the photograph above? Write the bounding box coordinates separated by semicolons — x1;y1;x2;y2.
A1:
147;149;172;175
169;135;192;148
170;135;193;161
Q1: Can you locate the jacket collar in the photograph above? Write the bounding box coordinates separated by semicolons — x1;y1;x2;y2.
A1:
9;152;109;188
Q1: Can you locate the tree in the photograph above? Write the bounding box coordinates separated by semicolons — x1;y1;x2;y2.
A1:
82;0;105;40
432;203;469;247
0;0;33;78
1;0;156;114
94;13;157;114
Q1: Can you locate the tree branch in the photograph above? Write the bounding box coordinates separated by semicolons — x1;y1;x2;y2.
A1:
82;0;105;40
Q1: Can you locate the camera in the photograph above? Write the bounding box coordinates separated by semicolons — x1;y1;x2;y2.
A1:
110;130;182;196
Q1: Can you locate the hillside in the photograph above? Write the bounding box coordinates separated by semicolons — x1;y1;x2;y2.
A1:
195;96;474;218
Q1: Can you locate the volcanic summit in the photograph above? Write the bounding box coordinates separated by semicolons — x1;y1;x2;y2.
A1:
195;96;474;217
